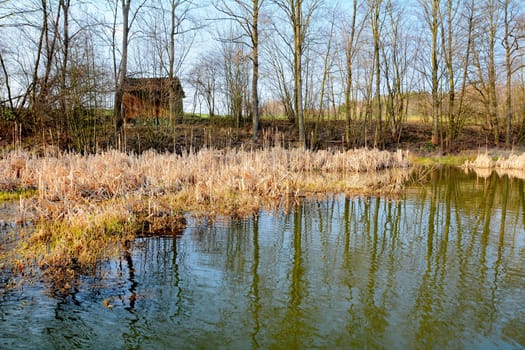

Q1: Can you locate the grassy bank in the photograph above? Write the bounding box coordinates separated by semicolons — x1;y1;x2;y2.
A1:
0;147;411;275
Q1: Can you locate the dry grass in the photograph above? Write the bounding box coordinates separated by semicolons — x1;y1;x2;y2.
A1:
0;147;411;272
1;147;410;211
495;153;525;169
463;151;525;171
462;152;495;169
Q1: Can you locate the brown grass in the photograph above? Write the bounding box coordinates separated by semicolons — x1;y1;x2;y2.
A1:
463;152;525;170
1;147;410;210
462;152;495;169
0;147;411;273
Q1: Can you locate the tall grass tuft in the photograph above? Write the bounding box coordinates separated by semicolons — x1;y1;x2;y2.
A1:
462;152;495;169
495;153;525;169
463;151;525;170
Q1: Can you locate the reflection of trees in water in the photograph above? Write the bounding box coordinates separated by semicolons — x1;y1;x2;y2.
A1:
118;235;185;348
40;167;522;349
407;168;524;348
314;167;523;348
413;168;454;348
273;204;307;349
249;215;261;348
364;197;388;344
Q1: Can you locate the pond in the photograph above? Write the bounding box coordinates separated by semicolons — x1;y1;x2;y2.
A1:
1;167;524;349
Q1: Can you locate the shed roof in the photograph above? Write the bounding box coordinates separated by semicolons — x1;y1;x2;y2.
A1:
124;77;185;97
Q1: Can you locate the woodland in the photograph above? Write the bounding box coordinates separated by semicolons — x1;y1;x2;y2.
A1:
0;0;524;154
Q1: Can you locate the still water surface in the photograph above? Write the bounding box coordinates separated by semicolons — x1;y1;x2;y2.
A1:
1;167;524;349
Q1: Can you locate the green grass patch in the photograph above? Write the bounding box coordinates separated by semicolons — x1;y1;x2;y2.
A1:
0;188;37;201
414;155;473;167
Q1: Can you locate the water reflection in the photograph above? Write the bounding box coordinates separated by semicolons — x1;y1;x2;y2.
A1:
1;167;524;349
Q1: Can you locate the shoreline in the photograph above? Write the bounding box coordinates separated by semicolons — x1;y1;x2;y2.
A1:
1;146;524;288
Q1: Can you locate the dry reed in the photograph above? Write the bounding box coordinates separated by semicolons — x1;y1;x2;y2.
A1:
1;147;410;211
463;152;525;171
462;153;495;169
1;147;411;271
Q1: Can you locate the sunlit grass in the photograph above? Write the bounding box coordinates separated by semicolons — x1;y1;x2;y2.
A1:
414;155;473;167
405;114;428;123
0;188;37;201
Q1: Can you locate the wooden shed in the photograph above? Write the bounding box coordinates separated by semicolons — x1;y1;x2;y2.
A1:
122;77;184;122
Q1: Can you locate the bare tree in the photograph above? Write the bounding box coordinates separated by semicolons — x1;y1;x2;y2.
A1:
264;34;294;121
0;51;16;122
188;52;220;118
419;0;442;147
305;6;338;147
316;11;336;121
166;0;196;124
501;0;523;147
220;38;250;127
340;0;365;146
452;0;476;149
439;0;471;149
214;0;264;141
113;0;130;148
368;0;384;147
382;1;412;144
470;0;501;146
153;0;198;123
30;0;61;128
58;0;71;134
486;0;501;146
272;0;321;148
0;1;17;120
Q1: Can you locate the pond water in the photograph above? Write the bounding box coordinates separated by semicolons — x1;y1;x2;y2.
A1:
1;167;524;349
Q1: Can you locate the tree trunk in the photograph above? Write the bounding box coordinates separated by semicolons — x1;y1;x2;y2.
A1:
59;0;70;135
503;0;512;148
114;0;131;150
294;0;306;148
371;0;383;147
430;0;440;147
487;0;499;146
344;0;359;147
252;0;260;141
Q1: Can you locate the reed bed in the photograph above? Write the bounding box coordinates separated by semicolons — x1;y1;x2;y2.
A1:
1;147;410;209
0;147;411;272
463;152;525;170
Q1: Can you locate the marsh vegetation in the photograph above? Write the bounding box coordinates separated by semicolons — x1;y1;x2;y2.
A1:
0;147;411;275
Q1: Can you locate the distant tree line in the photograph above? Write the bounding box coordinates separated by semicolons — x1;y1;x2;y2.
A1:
0;0;524;151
